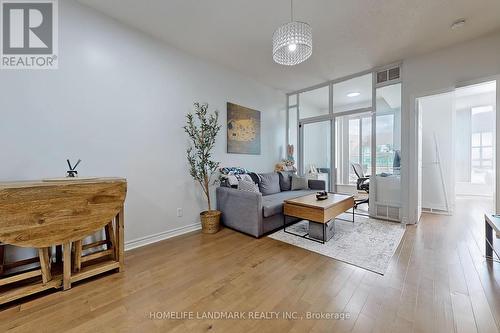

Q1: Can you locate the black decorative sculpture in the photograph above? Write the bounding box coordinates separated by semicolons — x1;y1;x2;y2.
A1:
316;191;328;201
66;159;81;178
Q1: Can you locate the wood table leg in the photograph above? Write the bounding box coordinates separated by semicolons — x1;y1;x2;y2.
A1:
116;208;124;272
105;222;117;260
38;248;52;284
72;240;82;272
63;242;71;290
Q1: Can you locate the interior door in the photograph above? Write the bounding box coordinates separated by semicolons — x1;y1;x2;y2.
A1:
418;91;455;214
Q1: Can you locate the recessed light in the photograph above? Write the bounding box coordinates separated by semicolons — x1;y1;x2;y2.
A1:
451;18;466;30
347;92;360;97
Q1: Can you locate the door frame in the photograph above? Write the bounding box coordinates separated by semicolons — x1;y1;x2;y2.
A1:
298;109;374;193
410;75;499;222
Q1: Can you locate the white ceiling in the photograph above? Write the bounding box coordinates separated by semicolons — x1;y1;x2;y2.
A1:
455;81;496;110
79;0;500;92
456;81;496;98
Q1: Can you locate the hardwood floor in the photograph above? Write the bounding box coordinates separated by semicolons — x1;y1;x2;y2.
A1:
0;197;499;332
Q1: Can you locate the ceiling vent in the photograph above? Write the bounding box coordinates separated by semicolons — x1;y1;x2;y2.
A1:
377;66;400;85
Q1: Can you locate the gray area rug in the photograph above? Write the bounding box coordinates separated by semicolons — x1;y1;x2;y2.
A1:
268;214;406;275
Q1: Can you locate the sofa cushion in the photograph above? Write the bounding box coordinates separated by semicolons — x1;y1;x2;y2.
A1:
258;172;281;196
262;190;317;217
278;171;294;191
238;178;260;193
248;172;260;186
291;175;309;190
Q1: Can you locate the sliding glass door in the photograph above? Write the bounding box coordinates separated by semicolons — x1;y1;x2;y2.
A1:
335;112;372;186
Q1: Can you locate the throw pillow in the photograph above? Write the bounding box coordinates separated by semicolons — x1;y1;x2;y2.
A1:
278;171;294;191
248;172;260;186
258;173;281;195
225;175;239;187
238;179;260;193
291;175;309;190
239;174;254;183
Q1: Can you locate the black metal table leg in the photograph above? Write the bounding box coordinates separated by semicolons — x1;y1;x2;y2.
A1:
486;219;493;258
322;223;325;244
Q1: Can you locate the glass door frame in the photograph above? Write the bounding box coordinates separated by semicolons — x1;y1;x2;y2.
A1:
300;119;333;190
298;106;374;193
335;111;373;186
288;63;403;221
293;69;376;193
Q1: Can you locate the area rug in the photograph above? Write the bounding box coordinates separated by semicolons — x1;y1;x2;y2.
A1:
268;214;405;275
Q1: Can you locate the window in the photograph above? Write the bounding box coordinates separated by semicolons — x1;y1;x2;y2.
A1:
333;73;372;113
361;116;372;172
288;107;298;163
336;113;372;185
299;86;329;119
349;115;373;183
471;105;494;184
375;83;401;175
303;121;331;189
375;114;395;174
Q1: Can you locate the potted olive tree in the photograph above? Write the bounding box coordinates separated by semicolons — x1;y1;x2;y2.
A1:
184;103;222;234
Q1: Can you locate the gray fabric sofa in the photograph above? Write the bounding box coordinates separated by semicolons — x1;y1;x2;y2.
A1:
216;178;325;238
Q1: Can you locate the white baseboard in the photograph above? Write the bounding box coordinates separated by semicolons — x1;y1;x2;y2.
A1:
124;222;201;251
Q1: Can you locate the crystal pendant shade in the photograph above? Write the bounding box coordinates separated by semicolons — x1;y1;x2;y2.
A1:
272;21;312;66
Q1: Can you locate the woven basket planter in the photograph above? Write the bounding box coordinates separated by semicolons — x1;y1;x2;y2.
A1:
200;210;221;234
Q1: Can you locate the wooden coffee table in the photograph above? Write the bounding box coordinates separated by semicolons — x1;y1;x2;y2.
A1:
283;193;355;244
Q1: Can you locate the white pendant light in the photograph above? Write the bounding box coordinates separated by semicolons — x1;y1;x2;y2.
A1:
272;0;312;66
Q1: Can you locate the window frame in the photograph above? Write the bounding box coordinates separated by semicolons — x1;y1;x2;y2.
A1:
285;63;402;195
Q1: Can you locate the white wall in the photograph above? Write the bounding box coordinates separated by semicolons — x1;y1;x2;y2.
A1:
0;0;285;251
402;31;500;223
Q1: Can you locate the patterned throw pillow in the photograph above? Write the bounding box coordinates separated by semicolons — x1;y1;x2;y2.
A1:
239;174;254;183
238;179;260;193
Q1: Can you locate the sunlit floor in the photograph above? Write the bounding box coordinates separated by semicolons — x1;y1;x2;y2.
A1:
0;197;499;332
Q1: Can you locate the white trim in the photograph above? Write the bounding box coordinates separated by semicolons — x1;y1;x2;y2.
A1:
124;222;201;251
408;75;499;223
496;75;500;214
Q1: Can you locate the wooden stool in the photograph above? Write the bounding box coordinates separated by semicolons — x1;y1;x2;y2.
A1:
0;244;43;277
72;221;117;273
63;207;124;290
0;246;56;305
